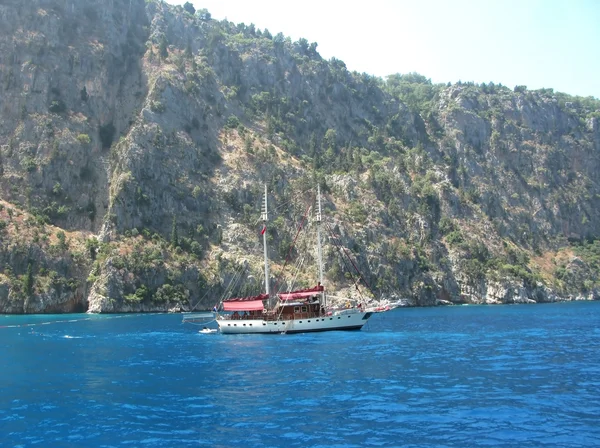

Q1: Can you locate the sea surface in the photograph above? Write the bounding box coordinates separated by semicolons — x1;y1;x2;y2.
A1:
1;301;600;447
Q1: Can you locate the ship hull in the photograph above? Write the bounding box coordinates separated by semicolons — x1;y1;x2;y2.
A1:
217;311;373;334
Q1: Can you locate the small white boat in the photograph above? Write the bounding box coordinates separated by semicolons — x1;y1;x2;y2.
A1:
199;327;218;334
182;312;215;324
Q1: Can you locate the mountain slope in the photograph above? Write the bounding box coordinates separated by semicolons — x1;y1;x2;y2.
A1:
1;0;599;313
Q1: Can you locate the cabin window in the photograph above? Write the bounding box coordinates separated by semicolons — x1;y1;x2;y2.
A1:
294;307;300;313
308;320;311;323
301;306;307;312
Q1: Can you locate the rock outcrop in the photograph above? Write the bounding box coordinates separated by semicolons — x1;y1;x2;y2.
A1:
1;0;599;313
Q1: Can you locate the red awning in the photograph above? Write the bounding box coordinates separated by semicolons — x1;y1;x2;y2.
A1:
278;285;324;301
222;293;268;311
223;300;265;311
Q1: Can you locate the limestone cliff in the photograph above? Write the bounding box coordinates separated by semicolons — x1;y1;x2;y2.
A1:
1;0;599;313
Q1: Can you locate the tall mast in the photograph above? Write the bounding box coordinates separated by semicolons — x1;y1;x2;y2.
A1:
316;184;325;306
261;184;270;296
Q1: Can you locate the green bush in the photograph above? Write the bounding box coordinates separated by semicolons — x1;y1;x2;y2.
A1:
21;157;37;172
153;284;186;302
446;230;464;245
150;101;165;113
226;115;240;128
76;134;91;145
438;217;455;235
125;285;150;302
49;100;66;113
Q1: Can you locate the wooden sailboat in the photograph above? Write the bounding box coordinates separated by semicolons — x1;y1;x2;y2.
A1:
216;185;373;334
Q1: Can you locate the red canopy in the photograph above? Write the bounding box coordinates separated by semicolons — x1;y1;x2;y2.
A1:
278;285;324;301
223;293;268;311
223;300;265;311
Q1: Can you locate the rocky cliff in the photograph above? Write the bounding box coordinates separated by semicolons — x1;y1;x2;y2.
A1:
1;0;599;313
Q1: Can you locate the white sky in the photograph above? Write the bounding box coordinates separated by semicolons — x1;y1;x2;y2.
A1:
169;0;600;99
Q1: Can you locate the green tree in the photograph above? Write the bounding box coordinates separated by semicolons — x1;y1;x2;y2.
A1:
76;134;91;145
86;238;99;260
324;128;337;150
196;8;211;21
52;182;62;195
226;115;240;128
158;35;168;60
183;2;195;14
296;37;309;54
274;32;285;47
24;262;34;296
56;231;68;250
171;215;178;247
184;39;193;59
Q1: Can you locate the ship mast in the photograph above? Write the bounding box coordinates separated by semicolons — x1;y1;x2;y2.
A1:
316;184;325;307
261;184;270;297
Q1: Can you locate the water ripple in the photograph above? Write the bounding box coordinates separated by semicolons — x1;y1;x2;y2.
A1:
1;303;600;446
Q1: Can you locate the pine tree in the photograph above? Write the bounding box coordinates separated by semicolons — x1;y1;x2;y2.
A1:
159;35;168;60
24;262;34;296
183;2;195;15
171;215;178;247
184;39;193;59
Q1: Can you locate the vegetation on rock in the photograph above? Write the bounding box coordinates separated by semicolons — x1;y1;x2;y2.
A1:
1;0;599;313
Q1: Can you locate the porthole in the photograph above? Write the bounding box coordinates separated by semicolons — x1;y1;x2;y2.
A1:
330;318;333;320
338;317;341;319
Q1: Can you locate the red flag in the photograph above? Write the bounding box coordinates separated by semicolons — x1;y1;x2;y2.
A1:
261;225;267;235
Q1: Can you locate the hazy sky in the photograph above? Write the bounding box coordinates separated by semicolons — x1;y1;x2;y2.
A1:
170;0;600;99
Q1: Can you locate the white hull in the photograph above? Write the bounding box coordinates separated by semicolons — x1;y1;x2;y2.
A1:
217;310;373;334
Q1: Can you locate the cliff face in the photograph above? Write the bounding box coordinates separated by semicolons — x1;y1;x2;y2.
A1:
1;0;599;313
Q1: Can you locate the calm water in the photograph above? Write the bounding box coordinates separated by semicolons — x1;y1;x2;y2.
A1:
1;302;599;447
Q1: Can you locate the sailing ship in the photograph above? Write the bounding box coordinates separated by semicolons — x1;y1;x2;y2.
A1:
216;185;373;334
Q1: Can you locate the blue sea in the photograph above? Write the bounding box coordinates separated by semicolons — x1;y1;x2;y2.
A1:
1;302;600;448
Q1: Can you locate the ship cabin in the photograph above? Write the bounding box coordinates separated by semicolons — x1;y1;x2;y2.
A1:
221;285;326;321
275;296;325;320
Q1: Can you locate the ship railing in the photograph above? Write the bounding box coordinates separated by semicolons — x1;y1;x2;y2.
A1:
218;311;326;321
